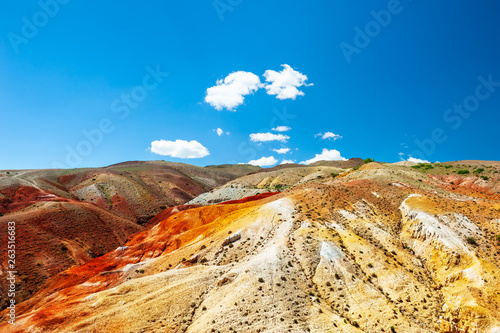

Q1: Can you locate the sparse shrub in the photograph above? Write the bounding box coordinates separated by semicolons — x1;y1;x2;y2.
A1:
390;326;396;332
60;244;68;252
466;237;477;245
335;273;341;279
496;235;500;243
258;277;264;283
481;176;489;180
457;170;470;175
445;165;452;169
367;263;373;268
473;168;484;174
364;158;375;164
331;173;339;178
352;321;359;328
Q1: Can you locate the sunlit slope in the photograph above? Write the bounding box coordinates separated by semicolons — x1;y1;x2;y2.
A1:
1;161;500;332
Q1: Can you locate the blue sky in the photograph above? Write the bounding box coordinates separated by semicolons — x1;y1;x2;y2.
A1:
1;1;500;169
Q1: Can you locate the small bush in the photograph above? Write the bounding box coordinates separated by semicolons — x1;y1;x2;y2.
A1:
457;170;470;175
496;235;500;243
258;277;264;283
466;237;477;245
331;173;339;178
390;326;396;332
481;176;489;180
367;263;373;268
445;165;452;169
364;158;375;164
473;168;484;174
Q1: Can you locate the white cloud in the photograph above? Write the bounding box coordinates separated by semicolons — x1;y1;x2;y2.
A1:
300;149;347;165
150;139;209;159
263;64;312;100
315;132;342;141
272;125;291;132
213;128;229;136
205;71;263;111
272;148;290;154
250;132;290;143
280;159;295;165
248;156;278;167
407;156;430;164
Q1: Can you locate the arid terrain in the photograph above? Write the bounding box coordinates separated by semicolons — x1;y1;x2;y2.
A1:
1;160;500;332
0;161;250;307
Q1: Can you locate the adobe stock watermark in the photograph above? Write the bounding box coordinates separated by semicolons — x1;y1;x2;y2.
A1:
233;106;297;164
409;74;500;161
213;0;242;21
6;221;17;325
8;0;71;54
51;65;168;169
339;0;411;64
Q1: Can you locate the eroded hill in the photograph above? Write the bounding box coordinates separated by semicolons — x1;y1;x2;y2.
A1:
0;161;239;308
1;161;500;332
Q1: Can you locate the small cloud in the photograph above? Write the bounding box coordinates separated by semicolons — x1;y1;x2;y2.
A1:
315;132;342;141
300;149;346;165
280;159;295;165
248;156;278;167
272;148;291;154
398;152;405;156
263;64;312;100
213;128;229;136
205;71;263;111
150;139;209;159
272;125;291;132
250;132;290;143
407;156;430;164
